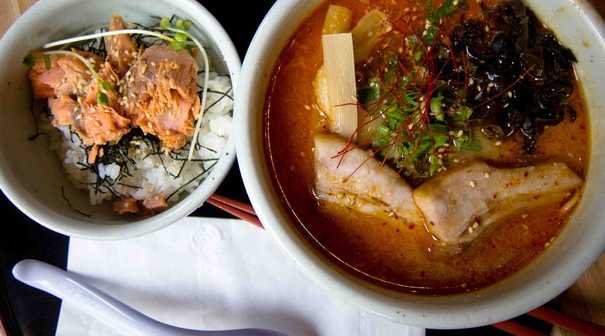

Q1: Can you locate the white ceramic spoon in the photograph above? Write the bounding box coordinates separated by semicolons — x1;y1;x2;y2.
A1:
12;259;286;336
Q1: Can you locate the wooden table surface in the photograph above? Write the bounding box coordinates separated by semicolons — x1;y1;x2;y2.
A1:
1;1;604;336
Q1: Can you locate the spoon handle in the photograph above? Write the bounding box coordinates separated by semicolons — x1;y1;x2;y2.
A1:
12;260;284;336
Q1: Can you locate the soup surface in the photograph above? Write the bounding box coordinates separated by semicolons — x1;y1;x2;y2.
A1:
264;0;589;294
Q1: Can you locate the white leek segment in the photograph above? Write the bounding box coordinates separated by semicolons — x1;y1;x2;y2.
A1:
322;33;358;139
323;5;353;34
351;10;392;63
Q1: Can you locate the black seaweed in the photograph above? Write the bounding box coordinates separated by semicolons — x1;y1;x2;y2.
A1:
450;0;578;152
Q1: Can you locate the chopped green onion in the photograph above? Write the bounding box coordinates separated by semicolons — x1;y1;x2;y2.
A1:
429;123;449;133
170;40;185;52
405;35;418;47
384;56;399;83
23;54;36;68
373;125;391;147
433;134;448;148
423;25;438;44
100;81;114;91
160;17;171;29
453;105;473;122
433;0;463;20
359;78;381;105
430;95;445;121
97;92;109;106
414;50;424;63
412;135;433;161
428;153;441;176
454;134;481;151
174;32;188;43
43;55;52;70
175;19;185;30
400;75;411;88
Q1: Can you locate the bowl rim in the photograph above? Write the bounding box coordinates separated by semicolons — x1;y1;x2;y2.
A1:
0;0;241;240
236;0;605;329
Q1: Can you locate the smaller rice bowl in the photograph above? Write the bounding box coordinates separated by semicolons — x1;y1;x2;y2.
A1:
0;0;241;239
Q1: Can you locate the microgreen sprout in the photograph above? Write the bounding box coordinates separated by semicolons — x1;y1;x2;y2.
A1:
43;29;173;49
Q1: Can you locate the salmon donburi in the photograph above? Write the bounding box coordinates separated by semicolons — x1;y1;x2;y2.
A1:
26;15;233;216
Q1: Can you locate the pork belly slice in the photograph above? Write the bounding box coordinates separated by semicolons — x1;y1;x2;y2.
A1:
413;162;583;244
314;133;424;223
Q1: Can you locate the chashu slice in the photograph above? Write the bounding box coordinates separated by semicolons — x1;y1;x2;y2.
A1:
314;133;424;223
413;161;583;244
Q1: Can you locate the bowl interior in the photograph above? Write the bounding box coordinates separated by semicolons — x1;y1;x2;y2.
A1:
237;0;605;329
0;0;239;239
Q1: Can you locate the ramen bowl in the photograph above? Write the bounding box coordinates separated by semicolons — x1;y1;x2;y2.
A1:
236;0;605;329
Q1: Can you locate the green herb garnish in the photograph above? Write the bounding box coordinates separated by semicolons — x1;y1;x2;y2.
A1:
430;95;445;121
160;17;171;29
43;55;52;70
355;1;479;182
423;0;464;44
97;92;109;105
23;54;36;68
160;16;194;52
452;105;473;122
100;81;114;91
359;79;381;105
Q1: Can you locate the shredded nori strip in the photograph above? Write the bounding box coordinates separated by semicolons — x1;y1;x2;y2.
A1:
61;185;92;217
165;160;217;201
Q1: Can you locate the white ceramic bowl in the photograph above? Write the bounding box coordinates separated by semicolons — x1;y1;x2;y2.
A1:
236;0;605;329
0;0;240;239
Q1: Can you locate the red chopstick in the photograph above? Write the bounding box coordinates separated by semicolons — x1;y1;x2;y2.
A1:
209;194;256;215
206;194;605;336
207;194;263;229
528;306;605;335
493;321;545;336
493;307;605;336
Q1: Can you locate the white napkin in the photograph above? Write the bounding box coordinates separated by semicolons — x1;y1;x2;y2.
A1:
56;217;425;336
